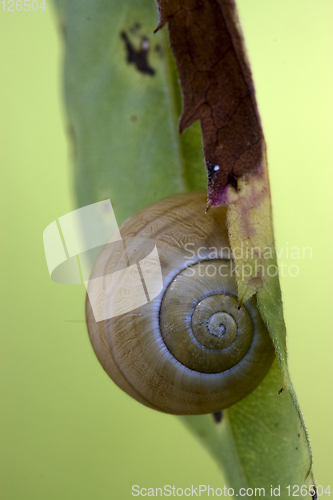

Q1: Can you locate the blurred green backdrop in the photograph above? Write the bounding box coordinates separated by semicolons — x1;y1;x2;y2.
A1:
0;1;332;499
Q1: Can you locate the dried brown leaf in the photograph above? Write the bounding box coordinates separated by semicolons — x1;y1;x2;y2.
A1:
155;0;264;206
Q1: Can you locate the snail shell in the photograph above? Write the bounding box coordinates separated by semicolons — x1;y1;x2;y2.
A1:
86;192;275;415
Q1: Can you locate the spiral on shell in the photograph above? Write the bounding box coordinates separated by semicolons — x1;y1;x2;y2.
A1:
86;192;275;415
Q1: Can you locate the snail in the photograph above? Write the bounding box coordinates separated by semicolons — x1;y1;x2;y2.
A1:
85;192;275;415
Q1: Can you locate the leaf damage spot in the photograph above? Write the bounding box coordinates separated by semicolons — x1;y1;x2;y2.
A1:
129;22;141;34
120;31;155;76
311;486;317;500
213;411;223;423
155;44;164;58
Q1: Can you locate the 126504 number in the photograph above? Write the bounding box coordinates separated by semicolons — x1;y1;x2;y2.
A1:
286;485;331;497
1;1;46;11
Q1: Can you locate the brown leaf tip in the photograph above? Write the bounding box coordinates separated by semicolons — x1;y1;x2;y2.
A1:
155;0;264;207
207;162;239;191
206;163;239;207
206;162;221;183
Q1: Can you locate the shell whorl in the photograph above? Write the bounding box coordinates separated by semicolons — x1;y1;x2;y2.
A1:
86;192;275;415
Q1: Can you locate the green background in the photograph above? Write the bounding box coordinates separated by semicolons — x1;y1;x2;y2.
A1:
0;1;332;498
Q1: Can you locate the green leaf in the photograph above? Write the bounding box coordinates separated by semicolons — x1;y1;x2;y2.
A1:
181;359;312;491
54;0;205;225
53;0;314;493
